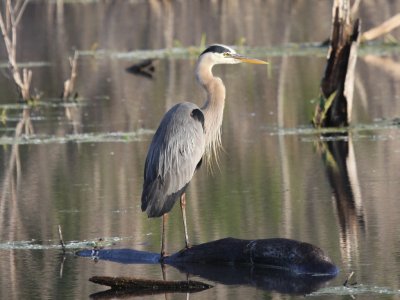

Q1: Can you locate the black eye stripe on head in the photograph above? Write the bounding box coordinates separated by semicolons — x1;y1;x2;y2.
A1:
200;45;231;56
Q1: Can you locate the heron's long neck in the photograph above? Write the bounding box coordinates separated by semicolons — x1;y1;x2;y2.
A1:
196;61;226;165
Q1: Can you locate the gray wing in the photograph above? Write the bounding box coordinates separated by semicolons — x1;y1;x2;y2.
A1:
141;102;205;218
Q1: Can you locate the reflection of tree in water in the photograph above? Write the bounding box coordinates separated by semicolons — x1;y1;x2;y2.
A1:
1;108;31;193
0;105;83;299
316;133;365;267
0;107;31;298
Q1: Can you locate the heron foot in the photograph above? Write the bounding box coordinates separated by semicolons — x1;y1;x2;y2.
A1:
160;251;168;263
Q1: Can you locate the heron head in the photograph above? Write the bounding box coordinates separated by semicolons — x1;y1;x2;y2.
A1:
199;44;268;65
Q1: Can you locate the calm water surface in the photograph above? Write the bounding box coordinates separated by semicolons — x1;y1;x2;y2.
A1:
1;1;400;299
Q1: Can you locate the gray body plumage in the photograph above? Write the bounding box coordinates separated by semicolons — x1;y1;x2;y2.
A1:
141;102;205;217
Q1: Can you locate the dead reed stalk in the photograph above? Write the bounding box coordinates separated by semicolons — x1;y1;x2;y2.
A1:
62;51;79;100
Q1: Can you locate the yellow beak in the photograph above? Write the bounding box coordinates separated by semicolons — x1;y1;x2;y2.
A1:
232;54;268;64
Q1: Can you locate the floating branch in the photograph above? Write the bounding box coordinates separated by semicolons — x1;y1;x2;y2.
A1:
0;0;33;101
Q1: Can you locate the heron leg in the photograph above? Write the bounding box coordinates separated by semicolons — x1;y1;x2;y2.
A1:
180;193;190;248
161;263;167;281
161;213;168;261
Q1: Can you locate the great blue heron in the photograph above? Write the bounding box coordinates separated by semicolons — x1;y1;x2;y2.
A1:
141;44;267;258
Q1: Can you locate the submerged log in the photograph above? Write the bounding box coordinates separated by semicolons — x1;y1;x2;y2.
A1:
313;0;360;127
89;276;212;297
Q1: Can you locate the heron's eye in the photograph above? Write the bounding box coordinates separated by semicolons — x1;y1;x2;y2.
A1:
223;52;231;57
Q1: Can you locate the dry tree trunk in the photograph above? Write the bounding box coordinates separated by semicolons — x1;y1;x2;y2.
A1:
313;0;360;128
313;1;400;128
0;0;32;101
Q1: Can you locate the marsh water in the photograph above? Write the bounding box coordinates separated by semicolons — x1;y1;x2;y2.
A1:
1;1;400;299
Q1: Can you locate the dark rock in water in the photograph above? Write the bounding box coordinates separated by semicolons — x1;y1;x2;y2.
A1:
166;237;338;276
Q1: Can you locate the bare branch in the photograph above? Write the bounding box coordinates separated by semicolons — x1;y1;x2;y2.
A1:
22;68;32;100
14;0;23;12
362;13;400;42
15;0;30;26
3;0;11;34
350;0;361;19
6;0;11;32
0;9;13;56
0;0;32;101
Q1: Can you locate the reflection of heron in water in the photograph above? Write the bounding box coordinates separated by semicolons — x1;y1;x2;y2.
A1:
141;44;267;258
